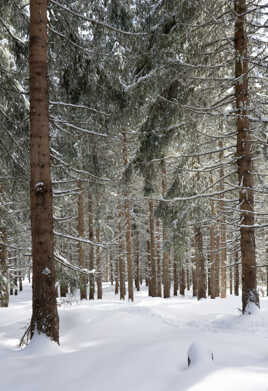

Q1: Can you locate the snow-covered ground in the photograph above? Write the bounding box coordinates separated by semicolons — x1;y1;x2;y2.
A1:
1;282;268;391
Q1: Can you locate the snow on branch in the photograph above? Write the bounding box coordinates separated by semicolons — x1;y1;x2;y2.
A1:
54;231;105;248
50;0;149;37
55;252;95;275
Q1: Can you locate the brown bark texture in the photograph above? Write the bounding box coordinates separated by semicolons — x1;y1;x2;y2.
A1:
234;0;259;312
29;0;59;343
78;181;87;300
0;228;9;307
219;139;227;298
194;227;207;300
149;200;157;296
161;160;170;298
88;192;95;300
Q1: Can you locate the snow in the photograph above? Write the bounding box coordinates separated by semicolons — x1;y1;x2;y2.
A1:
1;282;268;391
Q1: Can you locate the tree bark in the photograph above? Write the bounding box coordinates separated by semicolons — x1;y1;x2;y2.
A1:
88;191;95;300
118;199;125;300
78;181;87;300
29;0;59;343
234;250;240;296
149;200;157;296
0;228;9;307
122;130;134;301
234;0;259;313
194;226;207;300
161;160;170;298
219;139;227;298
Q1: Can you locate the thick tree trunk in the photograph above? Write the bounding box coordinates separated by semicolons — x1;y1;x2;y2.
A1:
0;228;9;307
88;191;95;300
29;0;59;343
234;0;259;313
78;181;87;300
173;254;178;296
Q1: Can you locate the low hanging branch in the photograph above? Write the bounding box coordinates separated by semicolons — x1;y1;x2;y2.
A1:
53;231;105;247
54;252;95;276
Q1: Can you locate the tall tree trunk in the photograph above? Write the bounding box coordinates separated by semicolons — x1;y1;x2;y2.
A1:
122;130;134;301
214;228;220;298
234;250;240;296
209;173;216;299
161;160;170;298
173;253;178;296
194;226;207;300
0;228;9;307
149;200;156;296
88;191;95;300
78;181;87;300
234;0;259;312
219;139;227;298
135;229;140;292
29;0;59;343
96;220;102;299
229;257;233;295
118;199;125;300
156;218;162;297
179;259;185;296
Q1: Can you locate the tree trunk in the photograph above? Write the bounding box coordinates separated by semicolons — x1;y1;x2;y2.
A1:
234;250;240;296
96;221;102;299
29;0;59;343
194;226;207;300
149;200;156;296
234;0;259;313
161;160;170;298
88;191;95;300
179;259;185;296
135;229;140;292
78;181;87;300
156;218;162;297
214;228;220;298
219;139;227;298
0;228;9;307
122;130;134;301
118;199;125;300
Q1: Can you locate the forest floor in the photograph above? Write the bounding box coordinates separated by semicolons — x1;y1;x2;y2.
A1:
0;282;268;391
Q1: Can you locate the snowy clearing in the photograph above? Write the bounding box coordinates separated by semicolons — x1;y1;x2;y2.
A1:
1;283;268;391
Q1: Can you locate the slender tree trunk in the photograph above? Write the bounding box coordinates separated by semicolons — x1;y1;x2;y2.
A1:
234;250;239;296
219;139;227;298
209;173;216;299
186;257;190;291
156;218;162;297
230;257;233;295
173;254;178;296
122;130;134;301
147;237;152;295
0;228;9;307
118;199;125;300
194;226;207;300
135;229;140;291
149;200;156;296
234;0;259;313
29;0;59;343
88;191;95;300
96;220;102;299
214;229;220;298
161;160;170;298
179;259;185;296
78;181;87;300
